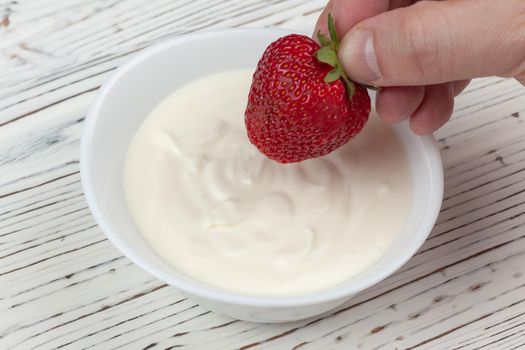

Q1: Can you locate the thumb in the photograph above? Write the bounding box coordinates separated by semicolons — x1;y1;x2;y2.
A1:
338;0;525;86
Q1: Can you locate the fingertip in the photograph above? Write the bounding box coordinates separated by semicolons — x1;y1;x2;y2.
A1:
410;83;454;135
409;118;435;135
376;86;425;124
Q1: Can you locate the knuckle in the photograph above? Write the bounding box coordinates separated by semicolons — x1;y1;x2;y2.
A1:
399;2;449;80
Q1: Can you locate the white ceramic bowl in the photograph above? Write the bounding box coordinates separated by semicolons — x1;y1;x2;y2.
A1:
80;28;443;323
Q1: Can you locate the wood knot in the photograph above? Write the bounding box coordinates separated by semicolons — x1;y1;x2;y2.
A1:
470;281;489;292
371;325;386;334
433;295;445;303
408;312;421;320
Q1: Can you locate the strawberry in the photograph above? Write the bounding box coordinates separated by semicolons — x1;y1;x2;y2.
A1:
245;14;371;163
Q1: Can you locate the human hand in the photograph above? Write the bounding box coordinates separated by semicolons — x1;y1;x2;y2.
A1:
314;0;525;135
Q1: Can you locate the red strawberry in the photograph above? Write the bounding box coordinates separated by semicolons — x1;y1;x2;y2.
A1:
245;14;371;163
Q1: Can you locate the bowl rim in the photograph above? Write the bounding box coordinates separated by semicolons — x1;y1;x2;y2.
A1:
80;28;444;308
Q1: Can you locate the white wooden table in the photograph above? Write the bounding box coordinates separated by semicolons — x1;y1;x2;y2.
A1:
2;1;525;349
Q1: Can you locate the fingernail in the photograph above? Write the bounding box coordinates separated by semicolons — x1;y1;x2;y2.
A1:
339;28;382;84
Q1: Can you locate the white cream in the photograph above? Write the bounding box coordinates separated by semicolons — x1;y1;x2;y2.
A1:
123;69;412;296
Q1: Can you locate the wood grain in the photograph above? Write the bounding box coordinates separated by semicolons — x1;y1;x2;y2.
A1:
1;0;525;349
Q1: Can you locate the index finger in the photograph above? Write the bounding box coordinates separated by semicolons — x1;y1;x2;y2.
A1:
313;0;412;40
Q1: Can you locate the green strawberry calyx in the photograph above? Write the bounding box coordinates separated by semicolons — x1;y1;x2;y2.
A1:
315;13;376;100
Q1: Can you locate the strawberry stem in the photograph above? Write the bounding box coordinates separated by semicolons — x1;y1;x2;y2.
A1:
315;12;358;100
327;13;339;51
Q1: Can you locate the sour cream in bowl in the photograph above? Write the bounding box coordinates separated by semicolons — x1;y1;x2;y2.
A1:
81;29;443;323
